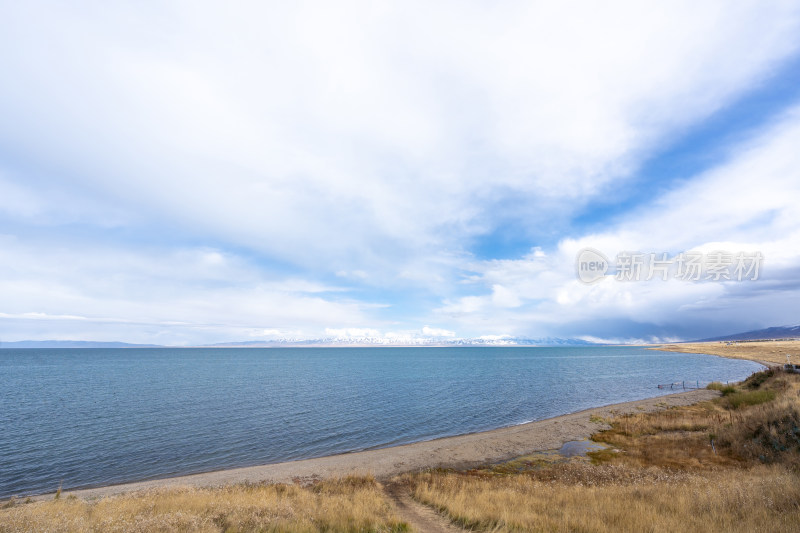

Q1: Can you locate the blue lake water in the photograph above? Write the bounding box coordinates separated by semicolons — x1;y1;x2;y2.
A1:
0;346;762;498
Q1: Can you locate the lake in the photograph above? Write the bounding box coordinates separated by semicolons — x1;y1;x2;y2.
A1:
0;346;762;498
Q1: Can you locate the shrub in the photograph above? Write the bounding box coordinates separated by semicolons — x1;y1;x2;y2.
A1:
719;396;800;465
744;370;774;389
708;382;736;395
725;390;776;410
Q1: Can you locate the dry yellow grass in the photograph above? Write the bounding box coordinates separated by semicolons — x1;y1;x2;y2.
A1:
654;339;800;365
410;465;800;533
0;476;408;533
589;370;800;470
405;370;800;532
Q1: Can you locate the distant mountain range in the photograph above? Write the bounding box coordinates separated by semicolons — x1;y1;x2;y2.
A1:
696;324;800;342
206;336;598;347
0;337;598;348
0;340;161;349
10;326;797;348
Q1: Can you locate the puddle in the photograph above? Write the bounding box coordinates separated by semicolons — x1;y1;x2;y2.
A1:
490;440;609;473
558;440;607;457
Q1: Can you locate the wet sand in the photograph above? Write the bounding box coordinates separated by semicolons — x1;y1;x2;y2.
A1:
52;388;717;500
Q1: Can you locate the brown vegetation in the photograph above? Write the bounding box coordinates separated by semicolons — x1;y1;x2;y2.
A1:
409;465;799;532
0;476;407;533
405;369;800;532
587;369;800;470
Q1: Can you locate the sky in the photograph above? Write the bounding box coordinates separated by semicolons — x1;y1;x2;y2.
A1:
1;1;800;345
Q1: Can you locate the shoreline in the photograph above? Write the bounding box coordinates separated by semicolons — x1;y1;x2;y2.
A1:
41;388;718;501
648;344;775;370
650;340;796;368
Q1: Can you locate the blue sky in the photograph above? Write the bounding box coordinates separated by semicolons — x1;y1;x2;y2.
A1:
1;1;800;345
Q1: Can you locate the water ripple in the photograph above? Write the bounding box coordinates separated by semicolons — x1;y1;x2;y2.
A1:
0;346;761;498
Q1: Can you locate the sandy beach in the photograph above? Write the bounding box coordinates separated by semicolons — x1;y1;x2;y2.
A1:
51;388;717;500
652;340;800;367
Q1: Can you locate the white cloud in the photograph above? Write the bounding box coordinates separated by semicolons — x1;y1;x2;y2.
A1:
421;326;456;338
2;1;799;277
0;175;42;218
478;334;513;341
324;328;382;339
434;106;800;339
490;285;522;308
1;2;799;342
0;239;378;344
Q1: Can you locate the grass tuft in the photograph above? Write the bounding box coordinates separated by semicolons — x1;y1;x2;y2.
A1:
743;369;774;389
724;389;776;409
0;497;15;510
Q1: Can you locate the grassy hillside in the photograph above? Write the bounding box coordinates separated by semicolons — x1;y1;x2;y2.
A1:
405;369;800;532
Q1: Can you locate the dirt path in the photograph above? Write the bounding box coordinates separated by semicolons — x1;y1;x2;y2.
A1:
382;482;466;533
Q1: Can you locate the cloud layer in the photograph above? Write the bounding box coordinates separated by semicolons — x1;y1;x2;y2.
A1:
1;1;799;344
